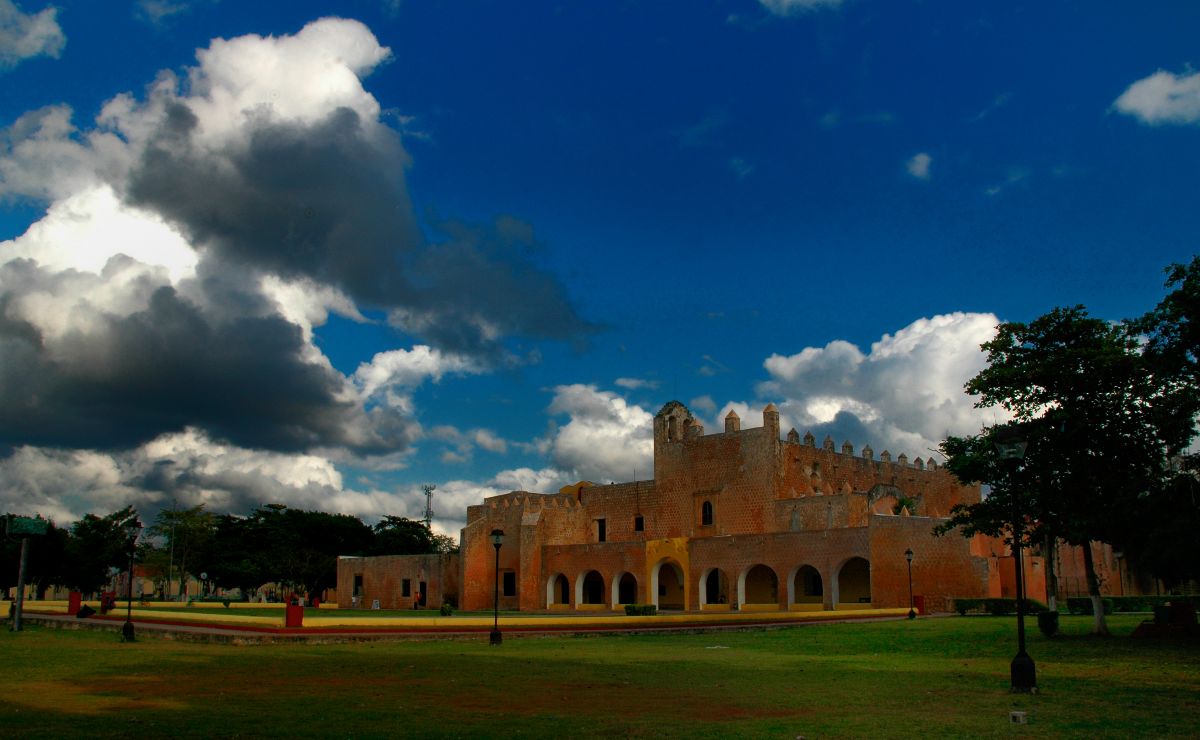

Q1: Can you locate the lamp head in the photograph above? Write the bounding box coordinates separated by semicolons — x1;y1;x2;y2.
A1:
124;517;142;541
489;528;505;548
905;548;913;563
992;424;1028;461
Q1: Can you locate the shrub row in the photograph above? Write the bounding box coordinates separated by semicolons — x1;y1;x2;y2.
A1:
954;598;1049;616
624;604;658;616
1065;595;1198;615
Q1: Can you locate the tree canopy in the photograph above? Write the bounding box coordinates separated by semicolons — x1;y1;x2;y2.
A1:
4;503;456;600
937;258;1200;633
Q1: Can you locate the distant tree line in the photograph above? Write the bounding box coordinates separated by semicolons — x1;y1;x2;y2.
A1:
2;505;456;601
937;256;1200;635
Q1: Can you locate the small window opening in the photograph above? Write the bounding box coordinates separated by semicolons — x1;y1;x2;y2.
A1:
634;515;644;532
701;500;714;526
595;518;607;542
502;570;516;597
401;578;411;597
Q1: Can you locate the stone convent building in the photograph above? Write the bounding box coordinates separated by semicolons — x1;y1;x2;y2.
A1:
341;400;1134;613
458;401;1003;614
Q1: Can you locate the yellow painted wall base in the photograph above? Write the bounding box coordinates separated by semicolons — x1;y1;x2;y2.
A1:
701;603;731;611
548;603;572;611
789;603;824;612
836;603;874;611
576;603;607;611
739;603;780;612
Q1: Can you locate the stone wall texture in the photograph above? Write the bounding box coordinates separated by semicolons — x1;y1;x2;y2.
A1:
345;400;1148;613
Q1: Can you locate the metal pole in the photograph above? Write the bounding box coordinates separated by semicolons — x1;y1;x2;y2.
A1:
490;543;502;645
122;539;136;642
12;537;28;632
906;557;915;619
1011;492;1036;692
167;500;176;601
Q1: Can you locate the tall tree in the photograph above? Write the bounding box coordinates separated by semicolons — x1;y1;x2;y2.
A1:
63;507;140;596
199;514;268;599
147;505;215;599
1124;256;1200;585
1131;256;1199;449
939;306;1171;634
238;505;373;600
371;516;436;555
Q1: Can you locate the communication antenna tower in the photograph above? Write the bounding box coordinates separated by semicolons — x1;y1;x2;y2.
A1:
422;484;436;529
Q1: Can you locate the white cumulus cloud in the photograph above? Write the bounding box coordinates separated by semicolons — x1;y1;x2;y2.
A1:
906;152;932;180
1114;69;1200;125
759;312;1002;458
0;0;65;70
759;0;843;16
546;384;654;483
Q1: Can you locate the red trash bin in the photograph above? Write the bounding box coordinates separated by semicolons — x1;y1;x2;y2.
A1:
67;591;82;616
913;595;926;615
285;602;304;628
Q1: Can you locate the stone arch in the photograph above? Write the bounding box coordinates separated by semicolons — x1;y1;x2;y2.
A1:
788;564;823;607
699;567;730;607
738;564;780;608
651;558;685;610
546;572;571;608
612;571;638;607
576;570;605;606
834;557;871;607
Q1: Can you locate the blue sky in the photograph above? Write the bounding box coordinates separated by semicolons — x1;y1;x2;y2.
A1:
1;0;1197;533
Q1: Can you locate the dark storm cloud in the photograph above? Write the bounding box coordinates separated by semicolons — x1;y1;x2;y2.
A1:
405;215;601;355
0;257;415;453
125;104;597;357
127;105;420;308
1;18;598;466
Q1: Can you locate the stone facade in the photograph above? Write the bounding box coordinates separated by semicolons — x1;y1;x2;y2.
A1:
343;400;1144;613
459;401;1027;614
336;553;458;610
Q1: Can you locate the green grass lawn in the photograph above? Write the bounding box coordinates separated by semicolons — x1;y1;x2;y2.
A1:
1;615;1196;738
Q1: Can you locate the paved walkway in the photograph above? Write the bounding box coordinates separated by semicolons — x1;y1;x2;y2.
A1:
12;608;916;644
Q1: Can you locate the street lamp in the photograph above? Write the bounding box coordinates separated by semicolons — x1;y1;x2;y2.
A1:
122;517;142;643
489;528;505;646
904;549;916;619
993;425;1036;693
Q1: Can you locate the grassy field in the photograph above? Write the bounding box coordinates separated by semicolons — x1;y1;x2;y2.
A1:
1;615;1196;738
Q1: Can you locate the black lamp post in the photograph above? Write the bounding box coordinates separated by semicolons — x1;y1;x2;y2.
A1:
994;426;1036;693
122;517;142;643
904;548;916;619
489;528;505;646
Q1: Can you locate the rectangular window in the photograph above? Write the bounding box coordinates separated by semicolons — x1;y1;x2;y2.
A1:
634;515;644;532
502;570;516;597
353;575;363;596
401;578;411;597
596;518;606;543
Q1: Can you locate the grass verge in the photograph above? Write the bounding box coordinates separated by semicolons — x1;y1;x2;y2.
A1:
1;615;1196;738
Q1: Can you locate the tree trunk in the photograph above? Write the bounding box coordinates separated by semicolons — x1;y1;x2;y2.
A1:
1080;541;1109;635
1043;533;1058;612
